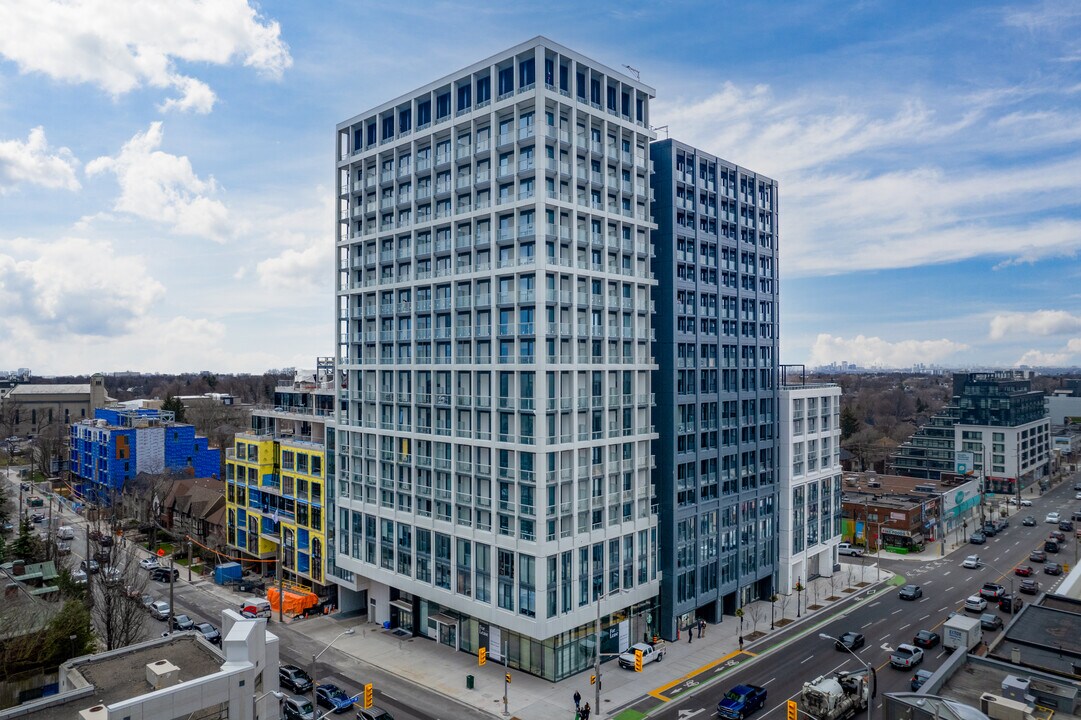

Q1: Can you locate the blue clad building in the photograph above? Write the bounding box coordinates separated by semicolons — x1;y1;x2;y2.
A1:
69;408;221;500
650;139;780;638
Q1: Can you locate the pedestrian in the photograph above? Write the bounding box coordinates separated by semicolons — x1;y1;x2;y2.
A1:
739;635;744;651
573;690;581;712
698;618;705;638
687;620;693;643
582;702;591;720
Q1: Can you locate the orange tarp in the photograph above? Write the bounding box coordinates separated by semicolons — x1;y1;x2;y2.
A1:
267;587;319;616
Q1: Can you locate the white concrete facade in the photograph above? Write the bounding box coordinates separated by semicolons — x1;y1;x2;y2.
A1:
332;37;659;674
777;384;843;595
955;418;1051;492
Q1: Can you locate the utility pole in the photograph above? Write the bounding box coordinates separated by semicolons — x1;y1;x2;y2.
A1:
85;509;94;610
187;539;193;582
503;640;510;717
594;588;601;717
277;516;284;623
168;549;175;631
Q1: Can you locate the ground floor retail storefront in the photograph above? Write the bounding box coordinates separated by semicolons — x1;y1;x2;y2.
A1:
378;591;658;681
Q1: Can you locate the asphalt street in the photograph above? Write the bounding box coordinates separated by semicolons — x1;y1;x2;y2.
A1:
633;476;1080;720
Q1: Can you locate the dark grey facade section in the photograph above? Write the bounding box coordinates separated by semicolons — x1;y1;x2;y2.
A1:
650;139;780;639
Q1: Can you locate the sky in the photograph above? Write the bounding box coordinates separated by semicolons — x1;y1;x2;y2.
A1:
1;0;1080;375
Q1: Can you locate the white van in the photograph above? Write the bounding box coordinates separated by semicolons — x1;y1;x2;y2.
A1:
240;597;272;619
56;526;75;541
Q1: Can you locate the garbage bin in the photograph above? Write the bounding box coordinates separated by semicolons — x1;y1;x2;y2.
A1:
466;674;475;689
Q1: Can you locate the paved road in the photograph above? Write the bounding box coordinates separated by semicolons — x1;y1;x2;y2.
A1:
634;475;1080;720
2;468;488;720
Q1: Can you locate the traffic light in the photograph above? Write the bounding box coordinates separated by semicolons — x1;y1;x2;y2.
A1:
634;648;643;672
505;672;512;684
787;699;798;720
363;683;373;709
478;647;487;666
590;674;596;685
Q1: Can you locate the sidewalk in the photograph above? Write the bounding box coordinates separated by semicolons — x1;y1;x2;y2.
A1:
287;564;897;720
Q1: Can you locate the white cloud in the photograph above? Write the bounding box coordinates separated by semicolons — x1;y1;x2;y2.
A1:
256;244;332;291
0;236;164;336
0;0;291;114
86;122;233;242
989;310;1081;340
0;127;80;193
1015;349;1073;367
253;191;334;292
809;333;968;368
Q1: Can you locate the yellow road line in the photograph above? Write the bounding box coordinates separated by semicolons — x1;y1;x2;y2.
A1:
647;649;756;701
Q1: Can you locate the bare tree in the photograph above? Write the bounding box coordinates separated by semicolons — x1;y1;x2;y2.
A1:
0;401;18;463
746;602;764;635
809;578;821;608
828;571;841;599
91;536;149;651
778;593;791;623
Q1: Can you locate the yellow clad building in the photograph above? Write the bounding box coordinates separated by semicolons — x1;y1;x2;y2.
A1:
225;361;335;597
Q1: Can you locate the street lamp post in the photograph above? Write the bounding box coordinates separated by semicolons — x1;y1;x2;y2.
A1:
820;634;875;720
594;586;629;718
252;690;283;720
312;628;357;706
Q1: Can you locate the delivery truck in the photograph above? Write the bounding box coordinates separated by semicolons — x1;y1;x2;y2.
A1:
943;614;982;653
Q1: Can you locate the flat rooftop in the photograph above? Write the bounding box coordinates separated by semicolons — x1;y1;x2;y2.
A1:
990;600;1081;678
28;635;221;720
936;659;1079;719
7;384;91;396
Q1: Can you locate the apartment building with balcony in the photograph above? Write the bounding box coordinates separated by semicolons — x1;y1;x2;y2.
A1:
333;37;660;680
777;382;842;595
225;361;339;599
650;139;779;637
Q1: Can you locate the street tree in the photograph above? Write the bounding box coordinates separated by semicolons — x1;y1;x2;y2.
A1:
91;539;149;651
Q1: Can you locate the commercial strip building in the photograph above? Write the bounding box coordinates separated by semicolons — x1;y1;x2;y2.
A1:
68;408;220;503
225;362;338;601
777;382;841;595
650;138;779;635
0;610;282;720
332;37;660;680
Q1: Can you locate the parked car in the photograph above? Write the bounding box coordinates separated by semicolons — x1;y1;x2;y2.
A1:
1046;512;1061;524
55;541;72;556
890;644;924;669
1029;549;1047;563
1019;579;1039;595
149;600;171;620
150;567;179;583
969;532;987;544
170;614;195;631
962;555;980;569
281;694;316;720
911;669;934;691
913;629;940;648
30;512;45;523
315;683;356;714
980;613;1004;631
980;583;1006;600
1044;562;1063;576
964;595;987;613
835;632;865;651
141;594;155;610
139;557;161;571
981;522;998;536
1014;565;1034;577
195;622;221;646
898;584;923;600
1020;498;1032;506
1022;516;1037;527
279;665;314;694
101;566;123;585
79;559;100;574
71;568;88;585
998;594;1023;614
837;542;864;557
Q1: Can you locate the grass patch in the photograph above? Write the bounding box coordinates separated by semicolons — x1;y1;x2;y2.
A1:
611;711;647;720
887;574;906;586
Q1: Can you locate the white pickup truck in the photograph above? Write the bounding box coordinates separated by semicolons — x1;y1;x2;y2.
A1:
618;642;666;669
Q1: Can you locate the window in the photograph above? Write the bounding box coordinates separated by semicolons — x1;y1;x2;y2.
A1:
497;549;515;610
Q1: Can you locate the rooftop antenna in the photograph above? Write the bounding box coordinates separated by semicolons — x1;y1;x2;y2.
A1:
651;124;669;139
622;64;641;80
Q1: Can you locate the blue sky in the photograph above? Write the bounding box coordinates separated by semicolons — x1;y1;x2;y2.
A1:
1;0;1080;374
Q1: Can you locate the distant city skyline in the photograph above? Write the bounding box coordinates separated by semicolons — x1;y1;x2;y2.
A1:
2;1;1080;373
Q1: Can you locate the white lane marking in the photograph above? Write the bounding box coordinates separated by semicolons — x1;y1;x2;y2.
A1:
869;601;881;608
861;622;872;629
939;606;949;612
942;571;951;577
891;609;903;615
801;655;814;664
764;677;777;685
946;586;955;592
919;614;930;621
880;635;891;641
936;651;947;659
899;623;911;631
